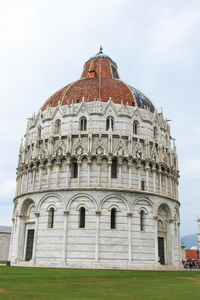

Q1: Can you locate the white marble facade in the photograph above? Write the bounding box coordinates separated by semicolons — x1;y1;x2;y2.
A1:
9;100;181;269
9;51;181;269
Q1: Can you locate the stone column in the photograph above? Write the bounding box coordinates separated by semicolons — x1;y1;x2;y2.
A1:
95;211;101;262
167;219;174;264
108;134;112;153
39;165;43;190
127;213;132;262
26;169;30;192
32;166;37;191
20;175;23;194
108;160;112;188
118;160;122;187
97;160;101;187
63;210;69;265
21;172;25;194
171;178;174;198
18;175;22;195
128;163;132;189
145;164;150;191
46;163;51;188
66;160;70;187
165;174;168;195
56;161;61;187
137;166;141;190
87;159;91;186
159;170;162;194
128;135;132;155
77;160;81;186
17;215;25;262
153;216;158;263
169;175;172;197
32;212;40;264
152;166;156;193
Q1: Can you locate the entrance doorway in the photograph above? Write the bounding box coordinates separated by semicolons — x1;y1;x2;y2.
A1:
25;229;34;261
158;237;165;265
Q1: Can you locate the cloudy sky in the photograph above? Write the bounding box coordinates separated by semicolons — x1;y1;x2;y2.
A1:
0;0;200;236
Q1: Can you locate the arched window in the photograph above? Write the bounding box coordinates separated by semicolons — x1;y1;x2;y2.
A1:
140;210;145;231
48;207;55;228
80;117;87;131
55;119;61;134
111;158;117;178
71;159;78;178
106;116;114;131
133;121;138;135
111;208;116;229
153;127;158;139
79;207;85;228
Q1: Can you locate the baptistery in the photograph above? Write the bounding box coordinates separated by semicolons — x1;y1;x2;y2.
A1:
9;48;180;269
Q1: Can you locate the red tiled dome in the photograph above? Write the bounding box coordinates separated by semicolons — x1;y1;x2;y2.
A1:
42;48;154;112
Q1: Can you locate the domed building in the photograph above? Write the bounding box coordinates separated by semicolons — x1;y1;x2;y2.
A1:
9;48;180;269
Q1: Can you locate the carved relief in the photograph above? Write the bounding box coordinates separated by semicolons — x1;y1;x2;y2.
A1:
72;137;87;155
150;144;158;162
134;141;144;159
113;138;127;156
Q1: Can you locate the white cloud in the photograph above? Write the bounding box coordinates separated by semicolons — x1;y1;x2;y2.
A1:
181;158;200;180
152;8;200;59
0;179;16;200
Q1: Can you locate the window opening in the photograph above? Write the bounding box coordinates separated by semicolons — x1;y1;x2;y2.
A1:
89;71;96;78
133;122;138;134
141;180;145;191
72;160;78;178
48;207;55;228
140;210;144;231
106;117;114;131
55;120;61;134
80;117;87;131
111;65;119;79
106;118;109;131
111;158;117;178
111;208;116;229
79;207;85;228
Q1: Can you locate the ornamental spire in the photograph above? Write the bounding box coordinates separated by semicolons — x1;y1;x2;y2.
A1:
98;45;103;54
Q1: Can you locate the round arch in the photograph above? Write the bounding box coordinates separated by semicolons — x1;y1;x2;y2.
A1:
100;194;130;213
133;197;154;213
66;193;98;211
108;204;121;212
20;198;36;216
156;202;172;220
37;193;65;212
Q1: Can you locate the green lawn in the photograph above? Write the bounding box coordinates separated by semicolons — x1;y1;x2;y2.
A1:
0;267;200;300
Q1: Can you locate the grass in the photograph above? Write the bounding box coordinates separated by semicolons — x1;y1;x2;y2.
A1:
0;261;6;264
0;267;200;300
